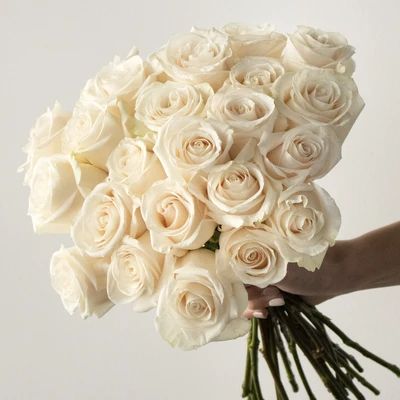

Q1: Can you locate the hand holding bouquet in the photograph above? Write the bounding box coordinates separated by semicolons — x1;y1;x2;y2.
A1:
20;23;399;399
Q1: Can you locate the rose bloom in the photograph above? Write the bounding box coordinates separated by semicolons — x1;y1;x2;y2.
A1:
135;81;213;131
189;161;280;228
272;68;364;142
72;182;146;258
270;183;341;271
217;226;287;288
156;249;249;350
283;25;355;75
206;86;277;144
107;134;165;196
222;23;287;60
50;246;112;318
63;104;125;170
107;232;166;312
28;155;106;234
79;48;154;108
256;124;342;186
141;179;216;254
153;28;232;90
20;102;71;185
229;56;285;95
154;116;233;183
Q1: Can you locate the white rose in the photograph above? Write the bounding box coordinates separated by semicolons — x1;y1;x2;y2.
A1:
79;48;153;108
107;134;165;196
283;26;355;75
107;232;165;312
222;23;286;60
72;182;146;257
217;226;287;288
189;161;280;228
156;249;250;350
154;116;233;183
272;114;298;133
50;246;112;318
229;56;285;95
271;183;341;271
206;86;277;144
28;155;106;234
256;124;342;186
135;81;213;131
141;179;216;254
63;104;125;170
272;69;365;142
153;28;232;90
20;102;71;185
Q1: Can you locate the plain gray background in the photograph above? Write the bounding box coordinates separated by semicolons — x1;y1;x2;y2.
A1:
1;0;399;399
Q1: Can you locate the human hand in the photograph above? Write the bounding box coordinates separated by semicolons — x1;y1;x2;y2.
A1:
243;221;400;319
243;240;349;319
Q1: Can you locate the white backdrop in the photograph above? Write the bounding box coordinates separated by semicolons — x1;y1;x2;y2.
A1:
1;0;399;399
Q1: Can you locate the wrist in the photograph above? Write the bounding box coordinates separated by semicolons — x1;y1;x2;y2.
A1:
333;237;372;295
321;239;358;297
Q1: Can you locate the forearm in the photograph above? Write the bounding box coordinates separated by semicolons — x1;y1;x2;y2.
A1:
345;221;400;293
247;221;400;311
276;221;400;302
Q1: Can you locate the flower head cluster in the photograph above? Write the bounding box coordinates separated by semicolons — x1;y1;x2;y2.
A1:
21;23;363;350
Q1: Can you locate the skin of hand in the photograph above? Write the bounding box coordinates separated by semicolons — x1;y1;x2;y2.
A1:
243;221;400;319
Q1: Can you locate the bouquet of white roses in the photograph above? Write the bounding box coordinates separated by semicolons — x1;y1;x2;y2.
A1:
21;23;399;399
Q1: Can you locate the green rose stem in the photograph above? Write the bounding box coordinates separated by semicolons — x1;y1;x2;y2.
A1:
285;294;400;377
272;321;298;393
278;309;350;399
242;293;400;400
242;336;252;398
250;319;263;399
281;324;317;400
259;316;289;400
282;308;362;398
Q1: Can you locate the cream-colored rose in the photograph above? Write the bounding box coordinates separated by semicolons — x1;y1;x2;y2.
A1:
272;114;298;133
156;249;249;350
107;135;165;196
20;102;71;185
272;69;364;142
72;182;146;258
153;28;232;90
271;183;341;271
229;56;285;95
50;246;112;318
63;104;125;170
107;232;165;312
189;161;280;228
217;226;287;288
283;26;355;75
222;23;286;60
135;81;213;131
141;179;216;254
206;86;277;143
28;155;106;234
79;48;153;108
154;116;233;183
256;124;342;186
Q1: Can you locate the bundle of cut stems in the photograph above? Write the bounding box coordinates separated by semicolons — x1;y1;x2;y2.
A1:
242;293;400;400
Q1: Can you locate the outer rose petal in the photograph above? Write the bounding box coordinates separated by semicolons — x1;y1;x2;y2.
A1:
50;246;113;318
106;232;165;312
155;250;249;350
272;183;341;271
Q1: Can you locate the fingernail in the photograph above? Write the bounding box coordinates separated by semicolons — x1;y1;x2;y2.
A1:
253;311;267;319
269;298;285;307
